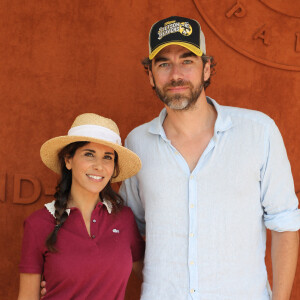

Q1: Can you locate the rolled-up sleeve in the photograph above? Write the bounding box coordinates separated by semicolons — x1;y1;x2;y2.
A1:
261;120;300;232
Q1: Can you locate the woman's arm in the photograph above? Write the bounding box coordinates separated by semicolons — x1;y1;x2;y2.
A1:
18;273;41;300
132;260;144;281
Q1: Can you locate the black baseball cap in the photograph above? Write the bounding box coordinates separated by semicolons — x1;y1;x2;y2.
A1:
149;16;206;59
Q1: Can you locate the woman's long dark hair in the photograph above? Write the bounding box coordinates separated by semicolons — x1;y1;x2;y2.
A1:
46;141;124;252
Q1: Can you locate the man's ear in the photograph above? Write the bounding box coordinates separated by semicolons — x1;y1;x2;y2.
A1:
203;60;211;82
149;69;155;88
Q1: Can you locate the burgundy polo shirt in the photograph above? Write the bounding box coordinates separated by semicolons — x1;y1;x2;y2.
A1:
19;201;145;300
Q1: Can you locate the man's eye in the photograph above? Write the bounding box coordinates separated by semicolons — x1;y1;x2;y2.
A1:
183;60;192;64
159;63;169;68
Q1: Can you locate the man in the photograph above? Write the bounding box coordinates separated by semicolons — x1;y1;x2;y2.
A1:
119;16;300;299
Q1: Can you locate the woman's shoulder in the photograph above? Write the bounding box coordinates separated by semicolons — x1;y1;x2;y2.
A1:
25;201;56;226
118;206;136;221
22;203;56;251
120;205;134;214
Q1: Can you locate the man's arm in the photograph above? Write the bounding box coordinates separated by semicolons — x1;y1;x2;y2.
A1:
271;230;299;300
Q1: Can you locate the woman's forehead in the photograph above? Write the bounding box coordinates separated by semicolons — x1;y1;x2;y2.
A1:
80;142;115;153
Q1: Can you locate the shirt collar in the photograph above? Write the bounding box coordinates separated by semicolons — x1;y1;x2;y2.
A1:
208;97;233;134
102;199;113;214
148;97;233;137
148;108;168;138
45;199;112;219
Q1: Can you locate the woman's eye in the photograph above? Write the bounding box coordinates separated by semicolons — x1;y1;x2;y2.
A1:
104;155;113;160
84;152;94;157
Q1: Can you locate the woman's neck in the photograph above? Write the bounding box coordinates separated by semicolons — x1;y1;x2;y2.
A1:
68;187;100;217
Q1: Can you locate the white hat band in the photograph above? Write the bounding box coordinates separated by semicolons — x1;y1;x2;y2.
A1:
68;124;121;145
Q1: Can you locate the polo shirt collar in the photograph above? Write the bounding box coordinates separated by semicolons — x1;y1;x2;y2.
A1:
102;199;113;214
45;199;112;218
148;97;233;138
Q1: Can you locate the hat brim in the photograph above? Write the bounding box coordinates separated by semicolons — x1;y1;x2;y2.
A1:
40;135;141;183
149;41;203;60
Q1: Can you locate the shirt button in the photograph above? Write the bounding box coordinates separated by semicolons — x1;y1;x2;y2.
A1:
190;204;194;208
190;261;194;265
189;233;194;237
190;289;195;293
92;219;96;223
91;235;96;239
175;151;179;155
190;175;194;179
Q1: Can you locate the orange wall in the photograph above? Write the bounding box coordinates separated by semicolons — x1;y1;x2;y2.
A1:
0;1;299;299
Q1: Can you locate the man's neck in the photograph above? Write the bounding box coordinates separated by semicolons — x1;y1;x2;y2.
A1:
163;94;217;138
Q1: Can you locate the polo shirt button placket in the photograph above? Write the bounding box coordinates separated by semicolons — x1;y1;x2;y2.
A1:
90;209;98;240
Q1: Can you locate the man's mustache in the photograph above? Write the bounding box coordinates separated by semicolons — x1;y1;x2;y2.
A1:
167;80;191;88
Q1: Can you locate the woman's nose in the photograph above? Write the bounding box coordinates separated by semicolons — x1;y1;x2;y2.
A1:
92;158;103;170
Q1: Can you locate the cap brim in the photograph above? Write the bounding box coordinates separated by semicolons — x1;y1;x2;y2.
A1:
149;41;203;60
40;136;141;183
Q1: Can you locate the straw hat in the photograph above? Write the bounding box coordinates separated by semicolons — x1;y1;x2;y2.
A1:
40;113;141;183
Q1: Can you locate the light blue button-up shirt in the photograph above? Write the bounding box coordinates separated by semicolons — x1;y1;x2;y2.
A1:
120;97;300;300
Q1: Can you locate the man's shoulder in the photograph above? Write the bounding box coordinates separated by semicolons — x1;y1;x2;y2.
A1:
125;115;160;144
127;121;152;137
222;104;274;127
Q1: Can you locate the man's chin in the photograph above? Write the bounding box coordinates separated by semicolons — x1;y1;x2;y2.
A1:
167;99;190;110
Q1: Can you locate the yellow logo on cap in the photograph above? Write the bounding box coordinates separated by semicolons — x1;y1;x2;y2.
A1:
158;21;193;40
179;22;192;36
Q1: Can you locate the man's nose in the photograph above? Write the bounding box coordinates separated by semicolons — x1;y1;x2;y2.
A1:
169;64;183;82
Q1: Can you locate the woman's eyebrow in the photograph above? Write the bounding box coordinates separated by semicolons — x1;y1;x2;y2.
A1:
82;149;96;153
83;149;114;155
104;152;114;155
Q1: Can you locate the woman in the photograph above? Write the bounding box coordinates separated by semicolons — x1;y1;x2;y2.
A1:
18;113;145;300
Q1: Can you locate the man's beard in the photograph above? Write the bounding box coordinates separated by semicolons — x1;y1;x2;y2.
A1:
154;77;204;111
